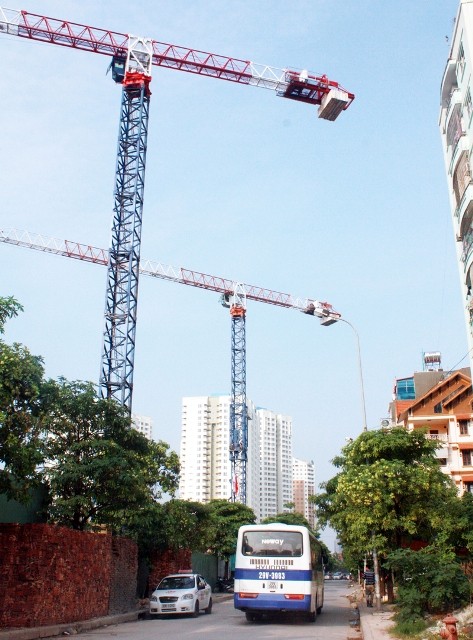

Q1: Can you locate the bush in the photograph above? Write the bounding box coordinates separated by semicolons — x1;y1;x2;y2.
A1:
386;547;471;619
392;612;428;637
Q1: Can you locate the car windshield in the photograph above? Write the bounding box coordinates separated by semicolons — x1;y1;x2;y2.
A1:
158;576;195;590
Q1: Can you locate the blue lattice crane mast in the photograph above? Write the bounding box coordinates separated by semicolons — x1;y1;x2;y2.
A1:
102;43;153;409
0;8;354;415
222;285;248;503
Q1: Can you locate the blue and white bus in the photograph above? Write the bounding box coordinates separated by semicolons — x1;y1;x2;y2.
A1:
233;523;324;622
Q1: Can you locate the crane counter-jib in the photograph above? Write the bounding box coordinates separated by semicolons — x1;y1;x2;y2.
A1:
0;6;354;116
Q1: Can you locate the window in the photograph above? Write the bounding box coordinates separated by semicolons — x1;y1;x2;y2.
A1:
438;458;447;466
465;89;473;121
462;450;473;466
457;42;466;79
464;481;473;494
434;402;443;414
447;103;463;150
396;378;415;400
459;419;469;435
453;152;471;206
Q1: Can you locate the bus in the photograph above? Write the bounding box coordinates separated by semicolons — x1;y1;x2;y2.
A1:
233;523;324;622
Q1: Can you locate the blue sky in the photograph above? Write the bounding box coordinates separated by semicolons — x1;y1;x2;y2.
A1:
0;1;466;546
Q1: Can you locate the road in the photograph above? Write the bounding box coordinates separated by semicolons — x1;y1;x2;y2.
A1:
65;582;356;640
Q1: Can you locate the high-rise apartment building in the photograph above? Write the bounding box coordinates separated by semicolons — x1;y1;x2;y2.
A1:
178;397;295;522
131;413;153;440
293;457;316;529
179;395;260;515
440;1;473;375
254;408;293;521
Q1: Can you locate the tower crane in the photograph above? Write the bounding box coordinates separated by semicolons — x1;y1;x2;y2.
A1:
0;8;354;416
0;228;341;503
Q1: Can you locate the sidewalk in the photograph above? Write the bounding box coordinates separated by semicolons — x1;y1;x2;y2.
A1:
358;600;396;640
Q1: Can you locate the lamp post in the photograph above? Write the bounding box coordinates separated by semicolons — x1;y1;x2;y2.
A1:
339;318;381;610
339;318;368;433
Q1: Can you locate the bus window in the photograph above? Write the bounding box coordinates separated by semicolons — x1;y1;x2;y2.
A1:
240;530;303;557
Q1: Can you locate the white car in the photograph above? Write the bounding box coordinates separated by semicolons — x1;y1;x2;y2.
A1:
149;572;212;617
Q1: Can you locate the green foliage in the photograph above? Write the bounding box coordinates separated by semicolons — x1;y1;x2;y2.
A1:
385;547;471;617
160;500;213;552
0;296;190;545
0;296;23;334
315;427;458;557
123;499;213;558
392;614;428;637
39;378;180;530
206;499;256;559
0;296;45;501
261;511;311;529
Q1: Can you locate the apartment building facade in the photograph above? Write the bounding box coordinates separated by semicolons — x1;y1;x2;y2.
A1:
293;457;316;529
440;1;473;377
256;408;294;521
131;414;153;440
178;395;261;517
178;397;296;522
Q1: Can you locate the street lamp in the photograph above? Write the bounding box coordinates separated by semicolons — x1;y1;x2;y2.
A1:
339;318;368;433
338;318;381;610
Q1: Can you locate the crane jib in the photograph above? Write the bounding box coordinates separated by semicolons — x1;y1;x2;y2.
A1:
0;7;354;109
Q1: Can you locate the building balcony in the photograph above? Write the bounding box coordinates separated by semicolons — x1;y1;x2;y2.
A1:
461;218;473;267
408;416;451;431
440;59;458;110
425;433;449;442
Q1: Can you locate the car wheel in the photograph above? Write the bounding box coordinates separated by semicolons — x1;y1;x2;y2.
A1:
192;600;200;618
205;598;212;614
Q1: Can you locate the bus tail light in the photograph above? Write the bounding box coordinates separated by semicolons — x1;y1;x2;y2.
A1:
284;594;305;600
239;593;259;599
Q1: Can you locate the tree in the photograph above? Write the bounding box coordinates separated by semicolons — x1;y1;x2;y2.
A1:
261;511;312;529
39;378;180;530
0;297;45;501
206;499;256;577
0;296;23;332
315;427;458;559
159;499;213;552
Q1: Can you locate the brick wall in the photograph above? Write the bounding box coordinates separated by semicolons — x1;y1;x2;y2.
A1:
148;548;192;595
0;523;138;629
108;536;138;614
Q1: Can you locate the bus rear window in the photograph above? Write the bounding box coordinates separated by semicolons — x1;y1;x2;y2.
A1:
241;531;303;557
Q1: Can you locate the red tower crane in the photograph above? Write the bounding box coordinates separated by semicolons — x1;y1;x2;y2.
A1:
0;8;352;503
0;7;353;411
0;228;341;503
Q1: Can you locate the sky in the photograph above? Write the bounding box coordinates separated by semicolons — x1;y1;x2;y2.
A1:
0;1;467;548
